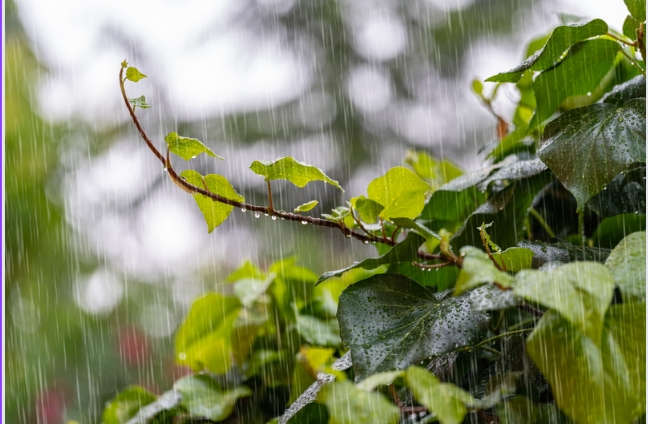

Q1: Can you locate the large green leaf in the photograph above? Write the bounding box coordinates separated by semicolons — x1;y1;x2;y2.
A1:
180;170;244;233
601;75;646;106
316;232;426;285
527;304;646;424
420;169;489;222
514;262;615;341
591;213;646;249
518;240;611;267
174;375;251;422
367;167;429;220
477;158;547;192
531;39;622;127
164;132;223;161
624;0;646;22
337;274;489;381
454;246;514;295
102;386;157;424
538;98;646;210
318;381;400;424
605;231;646;302
406;366;475;424
486;19;608;83
587;166;646;218
175;293;242;374
249;157;343;190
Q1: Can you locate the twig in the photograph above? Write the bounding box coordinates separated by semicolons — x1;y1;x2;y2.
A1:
529;206;555;239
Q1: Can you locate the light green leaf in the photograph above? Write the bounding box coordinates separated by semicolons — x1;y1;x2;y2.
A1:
406;366;475;424
514;262;615;341
174;375;251;422
125;66;147;82
624;0;646;22
527;304;646;424
623;15;641;40
233;275;274;307
294;200;319;212
454;246;514;296
226;260;267;283
181;170;244;233
356;370;404;391
102;386;157;424
538;98;646;211
390;218;440;241
249;157;343;190
367;167;429;220
318;381;400;424
175;293;242;374
404;150;463;191
165;132;223;161
128;95;150;109
352;196;384;223
294;313;341;346
491;247;534;272
605;231;646;302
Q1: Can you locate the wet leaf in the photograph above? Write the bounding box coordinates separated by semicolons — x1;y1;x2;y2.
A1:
486;19;608;83
337;274;489;381
477;158;547;191
128;95;150;109
294;200;319;212
316;232;426;285
454;246;514;296
623;15;641;40
125;66;147;82
175;293;242;374
539;98;646;210
406;366;475;424
420;169;489;222
295;313;341;346
366;167;429;220
352;196;384;223
390;218;440;241
356;370;404;391
514;262;615;341
605;231;646;302
386;261;459;291
404;150;463;191
250;157;343;190
468;284;519;312
181;170;244;233
165;132;223;161
624;0;646;22
318;381;400;424
527;303;646;424
531;39;621;127
518;240;611;267
103;386;157;424
587;166;646;218
591;213;646;249
491;247;534;272
174;375;251;422
601;75;646;106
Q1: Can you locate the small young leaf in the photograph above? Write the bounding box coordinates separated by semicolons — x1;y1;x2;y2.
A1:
491;247;534;272
351;196;383;223
404;150;463;191
624;0;646;22
102;386;157;424
453;246;514;296
125;66;147;83
174;375;251;422
294;200;319;213
128;95;150;109
249;157;343;190
121;59;128;68
605;231;646;302
165;132;223;161
367;166;429;220
471;78;485;98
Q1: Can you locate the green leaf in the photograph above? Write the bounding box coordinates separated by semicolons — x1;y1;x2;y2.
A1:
174;375;251;422
356;370;404;391
420;169;489;222
367;167;429;220
471;79;485;98
497;396;573;424
128;95;150;109
486;19;609;83
337;274;489;381
454;246;514;295
125;66;147;82
477;158;548;191
294;200;319;212
601;75;646;106
390;218;440;241
527;304;646;424
175;293;242;374
623;15;641;40
165;132;223;161
587;166;646;218
386;262;460;291
531;39;621;127
624;0;646;22
233;275;274;307
491;247;534;272
538;98;646;210
226;260;266;283
468;284;519;312
519;240;611;267
404;150;463;191
605;231;646;302
180;170;244;233
351;196;384;223
514;262;615;341
121;60;128;68
294;313;341;346
102;386;157;424
249;157;343;190
316;232;426;285
591;213;646;249
406;366;475;424
318;381;400;424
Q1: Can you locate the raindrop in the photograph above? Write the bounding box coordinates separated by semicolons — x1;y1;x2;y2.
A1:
241;208;247;212
254;211;261;218
271;215;277;221
301;220;308;225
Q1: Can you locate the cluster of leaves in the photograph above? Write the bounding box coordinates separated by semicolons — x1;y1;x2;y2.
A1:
110;3;645;424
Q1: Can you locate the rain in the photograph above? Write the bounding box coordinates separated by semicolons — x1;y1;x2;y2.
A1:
4;0;640;423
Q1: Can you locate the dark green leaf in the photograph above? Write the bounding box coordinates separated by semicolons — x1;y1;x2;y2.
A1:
539;98;646;210
468;284;519;312
486;19;608;83
624;0;646;22
386;262;459;291
487;127;535;162
250;157;343;190
477;158;547;191
527;304;646;424
367;167;429;220
316;232;426;285
175;293;242;374
128;95;150;109
518;240;611;267
601;75;646;106
514;262;615;340
406;366;474;424
174;375;251;422
591;213;646;249
294;200;319;213
587;166;646;217
102;386;157;424
337;274;489;381
454;246;514;295
497;396;574;424
623;15;641;40
420;169;489;222
125;66;147;83
531;39;621;127
318;381;399;424
180;170;244;233
285;402;329;424
165;132;223;161
605;231;646;302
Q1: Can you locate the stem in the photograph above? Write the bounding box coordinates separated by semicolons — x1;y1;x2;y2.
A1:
637;23;646;65
266;179;274;214
529;207;555;239
474;327;534;349
578;210;585;245
619;47;646;76
412;260;454;270
606;32;635;46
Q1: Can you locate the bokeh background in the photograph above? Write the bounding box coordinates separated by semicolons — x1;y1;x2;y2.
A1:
5;0;628;422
